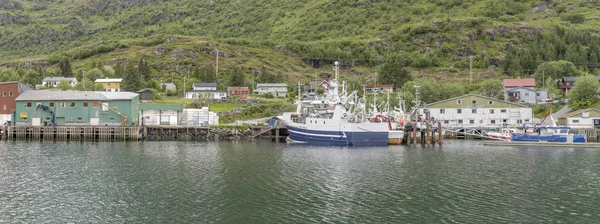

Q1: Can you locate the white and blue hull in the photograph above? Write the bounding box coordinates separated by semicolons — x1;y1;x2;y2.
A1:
285;124;389;147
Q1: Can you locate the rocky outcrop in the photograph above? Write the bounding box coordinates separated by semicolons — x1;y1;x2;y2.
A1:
171;48;198;60
105;57;131;66
530;3;549;14
0;0;22;10
153;45;168;56
0;12;27;25
355;1;367;7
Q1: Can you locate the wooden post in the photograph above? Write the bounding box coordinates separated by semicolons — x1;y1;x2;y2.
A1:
412;128;416;144
426;122;431;145
275;120;280;143
438;121;442;144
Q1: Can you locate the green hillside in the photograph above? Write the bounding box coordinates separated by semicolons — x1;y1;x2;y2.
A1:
1;0;600;86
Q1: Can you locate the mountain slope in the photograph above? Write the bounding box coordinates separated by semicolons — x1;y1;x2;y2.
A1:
1;0;600;82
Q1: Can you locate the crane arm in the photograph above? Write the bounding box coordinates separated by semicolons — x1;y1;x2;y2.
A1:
101;103;128;126
36;104;55;126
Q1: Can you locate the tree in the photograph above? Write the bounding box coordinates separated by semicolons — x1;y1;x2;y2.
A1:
59;58;73;77
378;59;412;89
102;66;115;78
56;80;72;90
121;62;142;91
85;68;104;81
74;79;104;91
479;79;504;100
533;60;582;86
545;78;562;100
138;57;151;82
199;66;217;82
228;67;245;87
568;75;599;110
20;70;41;87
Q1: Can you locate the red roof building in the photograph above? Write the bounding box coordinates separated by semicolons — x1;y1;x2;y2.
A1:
227;87;250;96
503;78;536;88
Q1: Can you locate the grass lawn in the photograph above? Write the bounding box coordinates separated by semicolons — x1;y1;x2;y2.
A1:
208;103;244;112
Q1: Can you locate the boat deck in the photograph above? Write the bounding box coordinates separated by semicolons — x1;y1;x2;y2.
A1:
483;141;600;148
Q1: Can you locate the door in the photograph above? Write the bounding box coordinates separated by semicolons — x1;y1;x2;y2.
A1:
90;118;100;126
169;116;178;126
32;117;41;126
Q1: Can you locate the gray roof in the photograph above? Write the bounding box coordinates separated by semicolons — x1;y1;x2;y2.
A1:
563;76;600;82
42;77;77;82
187;90;227;93
16;91;107;101
257;83;288;87
193;82;217;87
98;92;139;100
16;91;138;101
136;89;152;93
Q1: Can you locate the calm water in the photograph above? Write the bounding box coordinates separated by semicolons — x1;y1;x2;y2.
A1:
1;140;599;223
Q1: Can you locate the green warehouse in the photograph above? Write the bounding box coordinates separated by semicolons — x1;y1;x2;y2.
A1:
14;91;140;126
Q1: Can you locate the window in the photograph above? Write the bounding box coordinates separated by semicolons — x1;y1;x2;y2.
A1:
472;100;477;104
491;120;496;124
524;92;530;96
457;100;462;104
83;102;89;108
440;109;445;114
77;117;82;121
46;117;50;120
472;109;477;114
517;119;523;124
536;93;541;97
49;102;55;108
573;119;579;123
2;105;5;110
503;119;507;123
457;109;462;114
490;109;495;114
525;119;530;122
60;102;66;108
26;102;32;108
108;83;111;86
470;120;474;124
109;118;115;121
458;120;463;124
444;120;449;124
501;109;507;113
70;102;76;108
9;91;13;96
488;100;493;105
2;92;6;97
323;121;325;124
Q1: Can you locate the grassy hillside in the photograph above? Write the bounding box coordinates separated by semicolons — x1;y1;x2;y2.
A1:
1;0;600;83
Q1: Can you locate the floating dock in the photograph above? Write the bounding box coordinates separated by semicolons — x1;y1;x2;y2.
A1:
483;141;600;148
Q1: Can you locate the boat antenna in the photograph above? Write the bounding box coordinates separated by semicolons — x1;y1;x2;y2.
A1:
334;61;339;82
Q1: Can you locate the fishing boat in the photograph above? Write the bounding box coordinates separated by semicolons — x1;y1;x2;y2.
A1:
277;62;393;147
511;126;586;143
485;128;518;141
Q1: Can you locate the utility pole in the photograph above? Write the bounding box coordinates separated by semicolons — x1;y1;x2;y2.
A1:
215;48;219;78
469;55;473;84
183;77;186;99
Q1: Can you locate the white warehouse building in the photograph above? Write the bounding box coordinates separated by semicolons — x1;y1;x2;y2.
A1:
419;94;533;128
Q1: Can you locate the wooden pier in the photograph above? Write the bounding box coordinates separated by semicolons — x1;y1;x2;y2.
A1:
3;126;142;142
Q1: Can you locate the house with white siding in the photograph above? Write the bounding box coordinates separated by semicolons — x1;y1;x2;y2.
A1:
38;77;78;88
420;94;533;128
255;83;288;97
503;78;547;104
558;108;600;129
